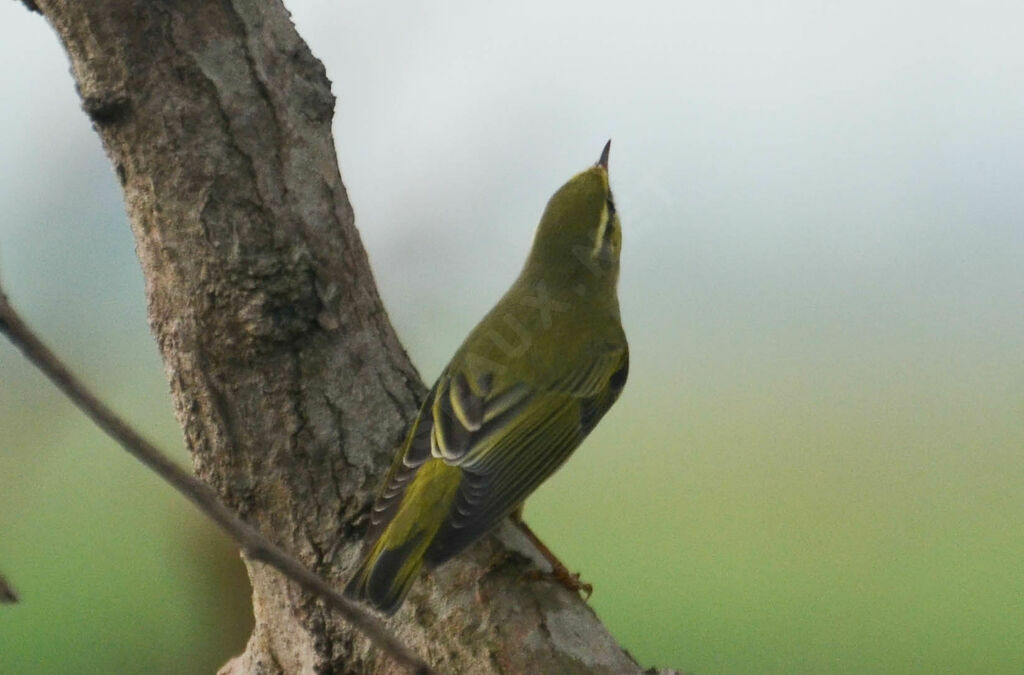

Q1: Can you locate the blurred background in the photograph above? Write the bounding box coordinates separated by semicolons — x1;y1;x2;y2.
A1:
1;1;1022;673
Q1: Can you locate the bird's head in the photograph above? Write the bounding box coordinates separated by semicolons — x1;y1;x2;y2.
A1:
526;141;621;290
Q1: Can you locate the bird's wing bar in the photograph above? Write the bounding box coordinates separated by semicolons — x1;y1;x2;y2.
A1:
423;393;583;564
423;347;628;564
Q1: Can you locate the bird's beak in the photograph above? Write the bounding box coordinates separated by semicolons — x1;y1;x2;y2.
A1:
597;139;611;170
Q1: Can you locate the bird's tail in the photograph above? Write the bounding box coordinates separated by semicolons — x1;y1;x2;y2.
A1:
346;458;463;613
344;527;430;615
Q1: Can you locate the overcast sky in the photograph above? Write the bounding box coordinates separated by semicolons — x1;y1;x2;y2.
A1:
4;1;1019;368
2;1;1022;377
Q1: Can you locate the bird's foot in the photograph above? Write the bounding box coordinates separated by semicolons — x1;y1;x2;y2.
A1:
523;563;593;600
508;512;594;599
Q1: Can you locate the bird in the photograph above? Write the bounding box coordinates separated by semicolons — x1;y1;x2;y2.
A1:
345;141;628;614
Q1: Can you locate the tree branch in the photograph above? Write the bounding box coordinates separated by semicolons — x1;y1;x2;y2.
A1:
0;288;431;674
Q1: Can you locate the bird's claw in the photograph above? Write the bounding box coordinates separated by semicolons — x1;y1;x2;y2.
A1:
523;566;593;600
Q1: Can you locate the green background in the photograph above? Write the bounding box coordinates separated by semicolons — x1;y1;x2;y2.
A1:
2;1;1022;673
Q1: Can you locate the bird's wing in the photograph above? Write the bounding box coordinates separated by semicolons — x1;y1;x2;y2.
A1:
422;347;629;565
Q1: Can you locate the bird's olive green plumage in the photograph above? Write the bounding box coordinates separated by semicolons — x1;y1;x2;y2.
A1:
345;142;628;613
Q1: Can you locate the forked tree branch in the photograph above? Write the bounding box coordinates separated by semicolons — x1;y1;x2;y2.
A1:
0;288;431;674
15;0;666;672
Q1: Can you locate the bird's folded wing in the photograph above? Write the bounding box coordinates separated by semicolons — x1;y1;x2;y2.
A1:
423;347;629;564
367;347;628;563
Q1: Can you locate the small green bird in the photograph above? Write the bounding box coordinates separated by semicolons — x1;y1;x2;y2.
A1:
345;142;628;613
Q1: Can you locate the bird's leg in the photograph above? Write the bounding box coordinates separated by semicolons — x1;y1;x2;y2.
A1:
509;507;593;599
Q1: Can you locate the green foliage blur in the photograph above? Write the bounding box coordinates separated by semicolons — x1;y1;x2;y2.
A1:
2;1;1023;673
0;369;253;673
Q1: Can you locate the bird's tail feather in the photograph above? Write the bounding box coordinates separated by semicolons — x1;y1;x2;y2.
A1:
344;530;427;614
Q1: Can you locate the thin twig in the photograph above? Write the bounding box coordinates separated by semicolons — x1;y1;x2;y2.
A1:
0;287;432;674
0;572;18;603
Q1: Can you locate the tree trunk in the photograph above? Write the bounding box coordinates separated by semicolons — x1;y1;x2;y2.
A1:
30;1;662;672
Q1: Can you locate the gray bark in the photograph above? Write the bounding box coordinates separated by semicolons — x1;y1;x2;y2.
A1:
29;0;664;672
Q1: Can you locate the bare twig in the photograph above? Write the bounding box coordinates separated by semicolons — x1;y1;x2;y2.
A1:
0;572;18;603
0;287;432;674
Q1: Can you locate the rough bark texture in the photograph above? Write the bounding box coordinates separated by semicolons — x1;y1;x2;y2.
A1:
31;1;664;672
